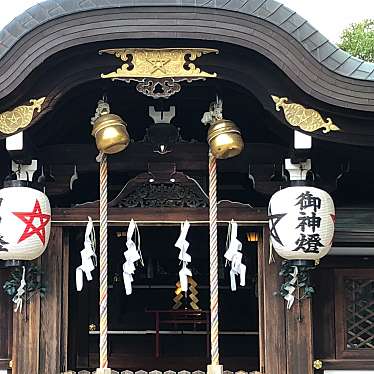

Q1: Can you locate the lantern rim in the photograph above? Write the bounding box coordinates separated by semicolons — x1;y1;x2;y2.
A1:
287;259;315;267
4;179;30;188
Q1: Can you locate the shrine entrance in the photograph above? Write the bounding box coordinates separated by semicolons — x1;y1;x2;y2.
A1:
67;224;261;372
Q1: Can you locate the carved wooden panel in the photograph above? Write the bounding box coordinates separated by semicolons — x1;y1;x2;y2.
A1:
111;181;207;208
79;163;208;209
335;269;374;359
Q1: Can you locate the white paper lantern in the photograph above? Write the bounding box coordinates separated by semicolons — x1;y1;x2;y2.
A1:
0;183;51;260
268;186;335;261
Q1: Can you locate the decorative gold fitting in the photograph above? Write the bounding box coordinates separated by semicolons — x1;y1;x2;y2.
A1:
99;48;218;98
9;360;13;368
207;119;244;159
313;359;323;370
271;95;340;134
88;323;97;331
100;48;218;79
92;113;130;154
0;97;45;135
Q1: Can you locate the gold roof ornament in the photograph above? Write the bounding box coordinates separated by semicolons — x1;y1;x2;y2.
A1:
271;95;341;134
0;97;45;135
99;48;218;99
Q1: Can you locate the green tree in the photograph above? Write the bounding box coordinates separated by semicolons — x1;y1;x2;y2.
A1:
338;19;374;63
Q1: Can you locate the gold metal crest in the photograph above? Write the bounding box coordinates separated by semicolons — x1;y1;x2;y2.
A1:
100;48;218;99
313;359;323;370
271;95;340;134
0;97;45;135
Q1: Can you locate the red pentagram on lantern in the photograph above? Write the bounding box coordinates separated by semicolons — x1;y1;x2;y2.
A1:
12;199;51;245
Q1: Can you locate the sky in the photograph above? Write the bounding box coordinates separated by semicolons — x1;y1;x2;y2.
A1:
0;0;373;43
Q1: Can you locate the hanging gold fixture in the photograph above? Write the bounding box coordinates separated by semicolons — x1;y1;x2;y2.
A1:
99;48;218;99
202;98;244;159
91;99;130;154
0;97;45;135
271;95;340;134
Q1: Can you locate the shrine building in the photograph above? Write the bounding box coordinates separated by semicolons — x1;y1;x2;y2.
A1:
0;1;373;374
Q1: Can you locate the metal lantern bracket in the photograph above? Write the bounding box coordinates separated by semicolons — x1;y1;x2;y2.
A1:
11;160;38;181
285;158;311;181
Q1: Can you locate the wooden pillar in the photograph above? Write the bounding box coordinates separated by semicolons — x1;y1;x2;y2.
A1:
259;227;287;374
285;297;314;374
259;227;314;374
39;226;68;373
0;268;13;371
12;226;69;374
12;259;41;374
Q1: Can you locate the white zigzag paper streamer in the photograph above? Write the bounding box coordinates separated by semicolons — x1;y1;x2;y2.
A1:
175;220;192;292
76;216;97;291
284;266;298;309
13;266;26;313
225;220;246;291
123;219;143;295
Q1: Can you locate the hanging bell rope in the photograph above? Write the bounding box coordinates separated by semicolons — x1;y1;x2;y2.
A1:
203;97;244;372
99;152;109;370
91;96;130;374
209;151;220;366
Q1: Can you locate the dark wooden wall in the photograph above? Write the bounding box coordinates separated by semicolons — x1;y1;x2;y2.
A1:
10;226;69;374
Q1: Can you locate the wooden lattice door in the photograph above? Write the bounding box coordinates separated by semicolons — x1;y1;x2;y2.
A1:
335;269;374;359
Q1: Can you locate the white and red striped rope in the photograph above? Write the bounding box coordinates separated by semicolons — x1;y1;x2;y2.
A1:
209;151;220;366
99;153;108;369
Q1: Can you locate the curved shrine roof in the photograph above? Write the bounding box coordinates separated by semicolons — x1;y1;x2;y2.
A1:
0;0;373;81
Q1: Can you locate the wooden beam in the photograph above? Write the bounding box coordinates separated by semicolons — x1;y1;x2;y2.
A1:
36;143;288;172
51;206;268;226
49;206;374;242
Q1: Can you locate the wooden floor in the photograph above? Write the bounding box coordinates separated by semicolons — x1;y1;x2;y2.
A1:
75;355;259;373
64;370;259;374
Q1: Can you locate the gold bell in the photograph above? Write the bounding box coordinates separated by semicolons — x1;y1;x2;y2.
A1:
92;113;130;154
207;118;244;159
